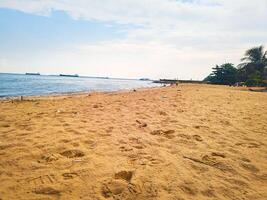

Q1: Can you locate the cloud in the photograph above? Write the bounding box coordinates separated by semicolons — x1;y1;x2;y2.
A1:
1;0;266;28
66;41;244;79
2;0;266;48
2;40;243;80
0;0;266;78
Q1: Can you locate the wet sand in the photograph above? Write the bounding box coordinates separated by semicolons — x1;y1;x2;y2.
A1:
0;84;266;200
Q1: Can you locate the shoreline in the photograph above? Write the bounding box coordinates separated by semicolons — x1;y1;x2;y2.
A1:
0;85;162;101
1;83;266;102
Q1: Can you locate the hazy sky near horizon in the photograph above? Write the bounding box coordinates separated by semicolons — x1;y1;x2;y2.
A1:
0;0;267;79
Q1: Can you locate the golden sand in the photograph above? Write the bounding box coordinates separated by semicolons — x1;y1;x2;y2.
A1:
0;84;266;200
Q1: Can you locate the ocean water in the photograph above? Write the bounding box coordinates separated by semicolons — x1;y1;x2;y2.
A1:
0;73;159;98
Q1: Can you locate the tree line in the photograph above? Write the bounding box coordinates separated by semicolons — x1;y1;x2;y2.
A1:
204;46;267;86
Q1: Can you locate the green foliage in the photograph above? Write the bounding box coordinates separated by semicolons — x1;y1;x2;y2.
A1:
238;45;267;85
205;45;267;86
204;63;237;85
245;70;263;86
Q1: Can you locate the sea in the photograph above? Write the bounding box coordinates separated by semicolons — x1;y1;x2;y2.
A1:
0;73;160;98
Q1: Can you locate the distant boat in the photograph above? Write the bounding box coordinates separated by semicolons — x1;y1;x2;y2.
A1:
25;72;40;75
140;78;150;81
59;74;79;77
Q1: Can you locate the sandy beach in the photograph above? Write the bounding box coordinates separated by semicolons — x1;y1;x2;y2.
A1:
0;84;266;200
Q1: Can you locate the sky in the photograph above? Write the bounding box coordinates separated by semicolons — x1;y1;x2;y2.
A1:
0;0;267;80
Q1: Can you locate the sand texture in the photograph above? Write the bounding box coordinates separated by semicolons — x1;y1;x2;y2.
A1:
0;84;266;200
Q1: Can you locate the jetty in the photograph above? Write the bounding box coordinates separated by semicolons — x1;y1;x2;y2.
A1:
153;79;205;84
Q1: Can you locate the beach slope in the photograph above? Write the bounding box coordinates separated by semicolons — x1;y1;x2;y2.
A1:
0;84;266;199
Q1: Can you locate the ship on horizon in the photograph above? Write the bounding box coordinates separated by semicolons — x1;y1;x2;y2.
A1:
140;78;150;81
25;72;40;75
59;74;79;77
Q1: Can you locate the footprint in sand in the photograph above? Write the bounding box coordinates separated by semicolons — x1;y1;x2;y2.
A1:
211;152;226;158
136;120;147;128
60;149;85;158
101;180;126;198
192;134;203;142
158;111;168;116
119;145;133;152
0;123;10;128
62;172;79;180
235;142;261;148
132;145;145;150
240;162;260;173
150;129;175;139
177;134;191;140
115;170;134;182
38;153;59;163
71;142;80;147
101;179;139;199
34;186;60;195
105;126;114;133
150;130;163;136
240;157;251;163
59;139;71;143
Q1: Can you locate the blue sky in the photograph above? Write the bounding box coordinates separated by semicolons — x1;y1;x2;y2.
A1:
0;0;267;79
0;9;125;50
0;8;128;61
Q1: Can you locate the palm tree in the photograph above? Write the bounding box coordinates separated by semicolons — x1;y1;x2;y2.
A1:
238;45;267;85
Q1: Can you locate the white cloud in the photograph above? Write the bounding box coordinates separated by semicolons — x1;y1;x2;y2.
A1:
1;0;266;29
2;40;244;80
0;0;267;79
